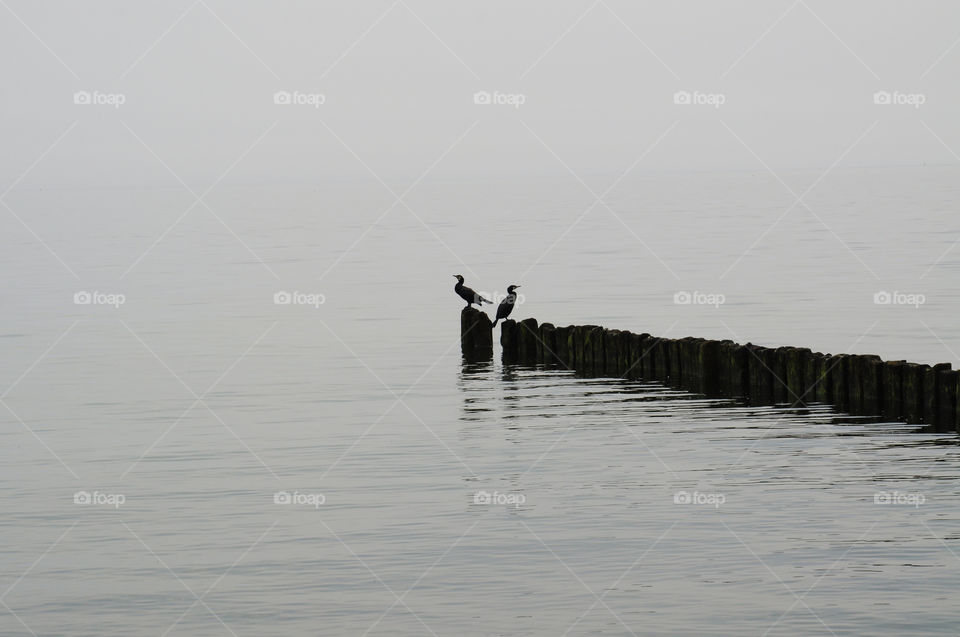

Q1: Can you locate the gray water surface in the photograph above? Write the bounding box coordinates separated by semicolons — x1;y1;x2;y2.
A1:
2;169;960;635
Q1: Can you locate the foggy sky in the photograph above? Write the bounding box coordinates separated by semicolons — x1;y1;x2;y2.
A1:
2;1;959;189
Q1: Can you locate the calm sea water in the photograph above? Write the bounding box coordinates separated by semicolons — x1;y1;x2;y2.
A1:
2;166;960;635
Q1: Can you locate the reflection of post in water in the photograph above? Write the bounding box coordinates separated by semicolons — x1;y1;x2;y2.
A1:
458;358;494;420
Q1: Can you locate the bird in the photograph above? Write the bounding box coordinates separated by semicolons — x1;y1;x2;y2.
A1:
492;285;521;327
453;275;491;308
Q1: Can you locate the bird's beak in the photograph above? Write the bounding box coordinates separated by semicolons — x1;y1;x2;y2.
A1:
515;285;521;288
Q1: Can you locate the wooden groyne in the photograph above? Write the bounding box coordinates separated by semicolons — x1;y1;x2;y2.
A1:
459;307;960;433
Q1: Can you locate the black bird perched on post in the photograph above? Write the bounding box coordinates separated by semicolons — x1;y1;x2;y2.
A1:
453;275;491;308
492;285;521;327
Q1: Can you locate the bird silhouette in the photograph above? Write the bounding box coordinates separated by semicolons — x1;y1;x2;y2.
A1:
492;285;521;327
453;275;491;308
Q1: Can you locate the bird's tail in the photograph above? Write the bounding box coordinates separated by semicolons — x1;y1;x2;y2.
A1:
492;319;499;327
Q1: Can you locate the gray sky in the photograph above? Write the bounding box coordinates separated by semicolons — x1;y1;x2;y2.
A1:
2;1;959;189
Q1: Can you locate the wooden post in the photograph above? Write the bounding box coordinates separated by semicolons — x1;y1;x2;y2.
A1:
860;356;884;416
461;307;493;360
699;340;721;395
604;329;622;377
747;345;774;405
517;318;539;365
882;361;905;421
829;354;849;412
500;318;518;364
539;323;557;365
937;369;958;432
900;363;926;424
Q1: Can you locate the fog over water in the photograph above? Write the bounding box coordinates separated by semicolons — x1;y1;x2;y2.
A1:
3;2;960;635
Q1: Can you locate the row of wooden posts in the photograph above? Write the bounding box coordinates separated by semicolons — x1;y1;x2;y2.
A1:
460;307;959;433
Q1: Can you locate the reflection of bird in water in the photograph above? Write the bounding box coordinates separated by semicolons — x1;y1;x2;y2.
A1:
453;275;491;308
492;285;521;327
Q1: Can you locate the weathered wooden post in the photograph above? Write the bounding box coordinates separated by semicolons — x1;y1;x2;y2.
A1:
719;340;749;398
846;355;865;414
803;352;826;404
901;363;926;424
554;325;572;368
500;319;519;363
786;347;810;406
937;368;958;432
882;361;905;421
771;347;790;404
828;354;850;412
517;318;539;365
859;355;884;416
603;329;622;377
461;307;493;360
699;339;721;395
537;323;555;365
812;353;832;404
747;345;774;405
